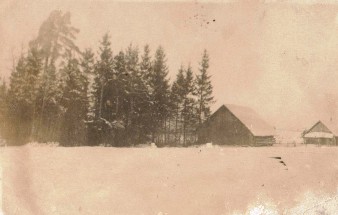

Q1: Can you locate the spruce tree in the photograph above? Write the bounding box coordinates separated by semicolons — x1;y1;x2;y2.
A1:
140;45;152;84
139;45;154;143
6;55;33;144
113;50;126;120
181;65;197;145
195;50;214;125
92;33;116;145
149;46;171;144
111;50;128;146
80;48;95;120
124;44;139;130
170;65;185;144
25;47;43;139
59;51;87;146
93;33;115;121
35;62;63;142
125;44;153;145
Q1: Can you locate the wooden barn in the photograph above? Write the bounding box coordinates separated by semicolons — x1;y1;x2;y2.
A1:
303;120;338;146
197;104;276;146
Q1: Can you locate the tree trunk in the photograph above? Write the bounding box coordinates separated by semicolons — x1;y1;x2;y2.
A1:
99;82;104;118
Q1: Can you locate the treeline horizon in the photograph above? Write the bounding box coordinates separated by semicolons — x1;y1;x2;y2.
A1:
0;10;214;147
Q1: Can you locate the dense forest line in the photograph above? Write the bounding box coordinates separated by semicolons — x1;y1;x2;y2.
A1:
0;10;214;147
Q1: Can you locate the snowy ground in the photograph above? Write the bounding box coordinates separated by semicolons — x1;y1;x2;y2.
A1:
1;145;338;215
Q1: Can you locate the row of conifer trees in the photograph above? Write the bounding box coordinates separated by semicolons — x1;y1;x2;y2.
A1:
0;10;214;146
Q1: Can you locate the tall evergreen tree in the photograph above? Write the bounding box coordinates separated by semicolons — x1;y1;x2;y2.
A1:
138;45;154;143
136;48;151;144
91;33;117;146
170;65;186;144
59;51;88;146
80;48;95;119
113;50;126;121
25;47;44;139
149;46;171;144
140;45;152;84
110;50;129;146
6;55;33;144
171;64;197;146
124;44;139;129
93;33;115;121
125;44;153;145
35;61;63;142
181;65;197;145
195;50;214;125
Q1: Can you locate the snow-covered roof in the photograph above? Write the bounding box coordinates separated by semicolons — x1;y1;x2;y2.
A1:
304;132;334;138
306;120;338;136
221;104;275;136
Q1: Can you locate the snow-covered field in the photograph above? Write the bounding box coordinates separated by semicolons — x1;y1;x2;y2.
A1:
1;146;338;215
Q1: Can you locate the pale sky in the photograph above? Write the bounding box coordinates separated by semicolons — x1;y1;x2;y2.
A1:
2;0;338;130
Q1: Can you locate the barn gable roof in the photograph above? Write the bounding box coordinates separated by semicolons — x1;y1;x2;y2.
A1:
305;120;338;136
209;104;275;136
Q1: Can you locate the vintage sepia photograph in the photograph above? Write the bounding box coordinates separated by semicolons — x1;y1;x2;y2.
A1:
1;0;338;214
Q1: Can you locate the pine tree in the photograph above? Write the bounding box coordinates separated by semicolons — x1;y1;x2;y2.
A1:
195;50;214;125
29;10;80;143
30;10;80;69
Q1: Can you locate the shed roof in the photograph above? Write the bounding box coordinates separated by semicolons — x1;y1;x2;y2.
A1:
214;104;275;136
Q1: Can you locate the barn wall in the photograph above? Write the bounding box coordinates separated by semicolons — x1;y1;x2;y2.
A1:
304;137;334;145
197;107;255;145
254;136;275;146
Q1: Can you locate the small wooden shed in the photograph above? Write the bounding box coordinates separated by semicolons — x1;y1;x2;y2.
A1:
303;120;338;146
197;104;275;146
